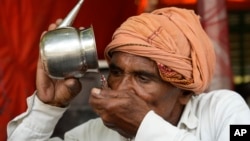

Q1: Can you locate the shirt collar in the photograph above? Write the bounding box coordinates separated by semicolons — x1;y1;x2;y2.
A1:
177;95;198;130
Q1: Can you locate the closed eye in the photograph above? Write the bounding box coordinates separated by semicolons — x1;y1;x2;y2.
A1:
109;63;123;77
136;74;151;83
134;71;161;83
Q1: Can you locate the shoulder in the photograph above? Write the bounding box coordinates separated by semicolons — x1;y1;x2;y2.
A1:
194;89;247;107
191;89;250;123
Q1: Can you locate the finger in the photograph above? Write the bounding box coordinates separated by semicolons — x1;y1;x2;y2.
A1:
89;88;109;110
56;18;63;25
48;19;63;31
91;88;120;99
91;88;105;99
48;23;57;31
79;27;85;30
92;88;101;95
64;78;82;96
40;31;47;39
37;55;43;69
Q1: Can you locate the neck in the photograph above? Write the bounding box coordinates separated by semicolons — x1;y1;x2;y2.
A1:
167;104;185;126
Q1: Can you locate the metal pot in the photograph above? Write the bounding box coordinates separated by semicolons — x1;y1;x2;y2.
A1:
39;0;99;79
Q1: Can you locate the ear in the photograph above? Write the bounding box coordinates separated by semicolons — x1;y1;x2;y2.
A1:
178;90;193;105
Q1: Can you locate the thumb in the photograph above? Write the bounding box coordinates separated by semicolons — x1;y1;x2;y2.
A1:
64;78;82;96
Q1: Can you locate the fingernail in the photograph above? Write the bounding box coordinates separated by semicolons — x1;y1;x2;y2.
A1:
92;88;101;95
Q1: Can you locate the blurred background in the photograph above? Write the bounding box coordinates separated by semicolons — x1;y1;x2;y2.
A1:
0;0;249;140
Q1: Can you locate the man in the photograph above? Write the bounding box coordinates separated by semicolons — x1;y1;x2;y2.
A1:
7;7;250;141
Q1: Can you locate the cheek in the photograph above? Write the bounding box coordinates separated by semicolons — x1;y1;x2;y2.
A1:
133;85;170;107
145;87;179;116
107;75;117;89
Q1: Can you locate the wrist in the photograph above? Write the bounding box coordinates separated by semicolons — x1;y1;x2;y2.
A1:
36;91;70;108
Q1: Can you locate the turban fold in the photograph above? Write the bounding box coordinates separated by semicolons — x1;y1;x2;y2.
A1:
104;7;216;94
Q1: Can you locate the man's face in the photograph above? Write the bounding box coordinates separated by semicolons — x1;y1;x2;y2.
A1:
107;52;190;124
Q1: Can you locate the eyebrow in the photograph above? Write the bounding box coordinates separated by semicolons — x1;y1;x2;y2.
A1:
109;63;122;71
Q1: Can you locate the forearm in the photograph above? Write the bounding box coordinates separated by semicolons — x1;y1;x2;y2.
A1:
7;93;67;141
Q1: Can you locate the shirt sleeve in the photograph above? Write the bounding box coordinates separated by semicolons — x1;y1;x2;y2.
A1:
7;92;67;141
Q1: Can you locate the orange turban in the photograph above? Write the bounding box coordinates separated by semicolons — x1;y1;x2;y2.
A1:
104;7;216;94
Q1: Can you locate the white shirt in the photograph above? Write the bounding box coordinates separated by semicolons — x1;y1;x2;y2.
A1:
7;89;250;141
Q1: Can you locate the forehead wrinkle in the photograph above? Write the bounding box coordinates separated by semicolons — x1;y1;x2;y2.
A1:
110;52;158;74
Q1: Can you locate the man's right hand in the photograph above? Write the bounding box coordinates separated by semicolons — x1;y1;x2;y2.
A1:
36;19;82;107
